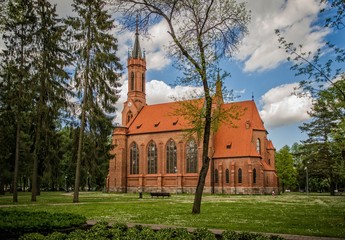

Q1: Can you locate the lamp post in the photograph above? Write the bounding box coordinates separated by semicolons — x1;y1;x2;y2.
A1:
174;166;178;194
304;166;309;196
65;175;68;192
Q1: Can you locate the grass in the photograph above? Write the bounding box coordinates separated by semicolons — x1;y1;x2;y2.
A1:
0;192;344;238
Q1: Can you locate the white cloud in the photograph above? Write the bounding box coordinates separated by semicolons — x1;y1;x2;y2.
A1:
236;0;330;72
114;80;203;124
259;83;313;128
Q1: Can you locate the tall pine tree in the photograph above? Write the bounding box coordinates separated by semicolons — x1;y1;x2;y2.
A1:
0;0;36;202
30;0;72;201
66;0;122;203
299;90;343;195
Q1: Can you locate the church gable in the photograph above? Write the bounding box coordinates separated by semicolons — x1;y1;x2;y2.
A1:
213;100;270;158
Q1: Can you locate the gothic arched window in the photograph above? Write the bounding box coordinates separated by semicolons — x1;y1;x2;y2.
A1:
166;139;177;173
214;169;219;183
142;73;145;92
238;168;242;183
127;111;133;124
130;142;139;174
256;138;261;154
147;141;157;174
131;72;135;91
253;168;257;184
186;139;198;173
225;169;230;184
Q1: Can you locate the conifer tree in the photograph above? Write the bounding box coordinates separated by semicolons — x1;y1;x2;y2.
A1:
0;0;36;202
66;0;122;203
299;88;343;195
30;0;72;201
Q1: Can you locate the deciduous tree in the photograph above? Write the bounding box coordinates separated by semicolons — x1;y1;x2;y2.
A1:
275;145;297;192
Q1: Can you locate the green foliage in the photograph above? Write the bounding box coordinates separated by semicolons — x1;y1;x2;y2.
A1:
193;227;216;240
155;228;192;240
65;0;122;202
222;230;284;240
275;146;297;192
0;209;86;234
19;222;283;240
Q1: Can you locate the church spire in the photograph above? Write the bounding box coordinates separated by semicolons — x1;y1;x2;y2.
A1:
215;69;224;105
131;16;143;59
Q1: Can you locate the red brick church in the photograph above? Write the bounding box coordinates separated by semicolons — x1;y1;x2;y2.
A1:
106;28;278;194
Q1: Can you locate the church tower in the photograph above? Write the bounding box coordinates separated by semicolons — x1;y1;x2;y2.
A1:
122;22;147;126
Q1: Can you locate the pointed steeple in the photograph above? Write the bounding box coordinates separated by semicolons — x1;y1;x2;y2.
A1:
215;69;224;105
131;16;143;59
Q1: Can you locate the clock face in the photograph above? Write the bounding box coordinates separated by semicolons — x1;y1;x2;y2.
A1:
128;102;132;107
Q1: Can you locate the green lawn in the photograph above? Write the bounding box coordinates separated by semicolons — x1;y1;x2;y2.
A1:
0;192;344;238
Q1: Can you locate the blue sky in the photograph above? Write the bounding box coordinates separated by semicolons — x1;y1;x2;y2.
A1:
109;0;344;150
19;0;345;150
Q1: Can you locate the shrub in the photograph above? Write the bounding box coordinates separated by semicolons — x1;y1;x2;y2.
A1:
155;227;192;240
0;209;86;235
221;230;285;240
192;227;216;240
19;222;286;240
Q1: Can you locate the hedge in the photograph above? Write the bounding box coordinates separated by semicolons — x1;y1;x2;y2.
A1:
0;209;87;235
19;221;286;240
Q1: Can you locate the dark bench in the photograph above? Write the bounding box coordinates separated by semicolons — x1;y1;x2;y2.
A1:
150;192;171;198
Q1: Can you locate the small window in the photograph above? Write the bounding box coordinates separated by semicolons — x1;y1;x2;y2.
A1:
253;168;257;184
238;168;242;184
256;138;261;154
225;169;230;184
214;169;219;183
142;73;145;92
268;159;271;165
127;111;133;123
226;144;231;149
131;72;135;91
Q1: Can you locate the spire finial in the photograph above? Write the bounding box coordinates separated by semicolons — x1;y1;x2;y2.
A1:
131;15;142;59
252;92;254;101
136;15;139;35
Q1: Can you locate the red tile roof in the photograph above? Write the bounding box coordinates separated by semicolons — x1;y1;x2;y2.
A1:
127;100;196;134
213;101;266;158
127;99;274;158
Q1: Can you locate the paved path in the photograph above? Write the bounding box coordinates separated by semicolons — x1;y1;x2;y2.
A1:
87;220;345;240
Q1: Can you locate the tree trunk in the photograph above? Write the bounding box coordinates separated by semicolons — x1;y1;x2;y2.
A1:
13;123;20;202
192;96;213;214
31;92;43;202
31;140;39;201
73;89;87;203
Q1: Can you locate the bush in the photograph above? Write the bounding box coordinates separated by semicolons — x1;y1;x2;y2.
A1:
0;209;86;235
19;222;286;240
221;230;285;240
